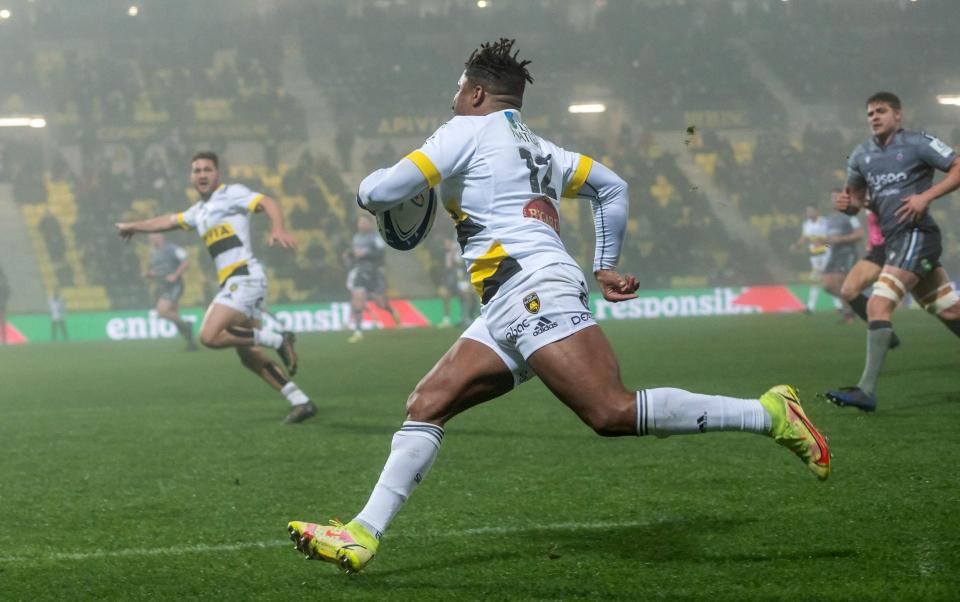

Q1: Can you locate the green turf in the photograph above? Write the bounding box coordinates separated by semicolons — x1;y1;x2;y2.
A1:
0;312;957;601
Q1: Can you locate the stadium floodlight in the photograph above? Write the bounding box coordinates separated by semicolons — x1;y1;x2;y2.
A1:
0;9;11;19
0;116;47;128
128;5;139;17
568;103;607;114
476;0;488;7
936;95;960;107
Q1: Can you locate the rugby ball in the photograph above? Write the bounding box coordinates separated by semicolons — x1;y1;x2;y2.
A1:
376;188;437;251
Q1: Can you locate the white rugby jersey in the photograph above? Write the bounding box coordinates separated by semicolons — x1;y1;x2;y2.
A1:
802;217;828;256
359;109;628;304
176;183;265;285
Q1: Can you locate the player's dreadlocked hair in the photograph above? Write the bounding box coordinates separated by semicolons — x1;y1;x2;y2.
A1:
464;38;534;105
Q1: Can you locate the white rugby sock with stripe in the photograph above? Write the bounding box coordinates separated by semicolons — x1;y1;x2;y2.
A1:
253;328;283;349
636;388;771;437
355;421;443;539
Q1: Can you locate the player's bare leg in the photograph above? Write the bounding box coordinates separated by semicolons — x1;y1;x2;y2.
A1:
237;346;315;423
821;272;851;322
529;325;829;477
289;338;513;569
838;259;900;348
156;297;196;349
198;303;297;374
373;292;401;326
198;303;258;348
913;266;960;335
841;259;881;321
348;289;367;342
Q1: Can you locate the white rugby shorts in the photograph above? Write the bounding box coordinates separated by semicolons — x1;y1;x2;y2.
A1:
461;263;596;386
212;274;267;319
809;254;828;274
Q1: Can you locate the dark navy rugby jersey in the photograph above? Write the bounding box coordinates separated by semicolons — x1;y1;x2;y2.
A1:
846;129;956;239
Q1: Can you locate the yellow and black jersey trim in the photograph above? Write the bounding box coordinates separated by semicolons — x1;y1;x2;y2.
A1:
406;150;442;188
448;207;485;253
562;155;594;198
469;241;522;304
176;213;191;230
217;260;250;286
203;223;243;258
247;194;265;213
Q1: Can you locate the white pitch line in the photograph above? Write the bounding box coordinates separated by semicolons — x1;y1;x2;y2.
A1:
0;519;651;565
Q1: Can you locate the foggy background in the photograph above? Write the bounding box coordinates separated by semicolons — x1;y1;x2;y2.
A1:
0;0;957;314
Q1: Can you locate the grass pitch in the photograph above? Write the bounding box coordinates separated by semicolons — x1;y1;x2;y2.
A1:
0;311;957;601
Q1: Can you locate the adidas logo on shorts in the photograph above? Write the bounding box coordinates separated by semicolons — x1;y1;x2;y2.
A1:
532;316;559;336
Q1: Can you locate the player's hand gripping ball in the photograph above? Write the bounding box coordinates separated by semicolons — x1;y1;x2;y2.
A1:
376;188;437;250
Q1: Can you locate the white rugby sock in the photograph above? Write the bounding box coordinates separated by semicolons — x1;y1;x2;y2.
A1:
253;328;283;349
636;388;771;437
260;312;284;334
807;286;820;311
281;382;309;406
354;421;443;539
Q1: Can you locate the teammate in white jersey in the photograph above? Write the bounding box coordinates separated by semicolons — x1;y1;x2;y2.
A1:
791;205;830;312
116;151;317;424
287;39;830;573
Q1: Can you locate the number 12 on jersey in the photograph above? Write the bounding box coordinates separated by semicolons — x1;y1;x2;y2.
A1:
519;148;557;200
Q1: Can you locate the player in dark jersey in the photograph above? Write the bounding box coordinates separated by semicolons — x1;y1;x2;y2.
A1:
344;214;400;343
145;233;197;350
821;194;863;322
826;92;960;412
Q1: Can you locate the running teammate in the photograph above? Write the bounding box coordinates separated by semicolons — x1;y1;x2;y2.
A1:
821;195;864;322
116;151;317;424
826;92;960;411
145;233;197;350
344;213;399;343
837;210;901;348
287;39;830;574
791;205;829;311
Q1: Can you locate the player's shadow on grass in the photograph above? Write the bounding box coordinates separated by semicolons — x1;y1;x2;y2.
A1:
882;360;958;380
872;392;960;416
335;518;858;598
369;516;845;575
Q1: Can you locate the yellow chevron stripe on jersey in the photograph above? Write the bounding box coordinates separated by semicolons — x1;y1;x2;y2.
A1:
217;259;249;285
562;155;594;198
468;240;523;303
247;194;265;213
470;241;508;297
176;213;190;230
406;150;442;188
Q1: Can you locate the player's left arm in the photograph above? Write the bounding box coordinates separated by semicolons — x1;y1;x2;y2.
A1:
167;247;190;282
829;219;864;245
897;139;960;222
254;196;297;249
567;158;638;302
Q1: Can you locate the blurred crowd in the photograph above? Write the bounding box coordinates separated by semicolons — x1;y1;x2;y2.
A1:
0;0;957;311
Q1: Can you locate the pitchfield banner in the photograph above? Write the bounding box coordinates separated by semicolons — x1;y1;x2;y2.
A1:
0;284;915;345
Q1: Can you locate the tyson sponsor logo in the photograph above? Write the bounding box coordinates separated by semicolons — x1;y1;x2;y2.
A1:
867;172;907;187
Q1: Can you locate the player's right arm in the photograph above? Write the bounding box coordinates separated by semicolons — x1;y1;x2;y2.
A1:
115;214;180;241
358;118;476;213
839;146;868;215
